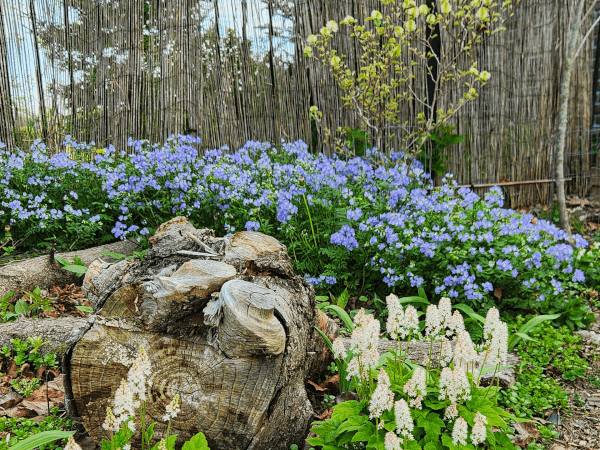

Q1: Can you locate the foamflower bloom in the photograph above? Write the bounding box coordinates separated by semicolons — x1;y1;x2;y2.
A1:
394;399;414;439
471;412;488;445
452;417;469;446
369;370;395;419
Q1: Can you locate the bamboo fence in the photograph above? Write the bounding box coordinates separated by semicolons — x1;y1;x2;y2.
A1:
0;0;598;207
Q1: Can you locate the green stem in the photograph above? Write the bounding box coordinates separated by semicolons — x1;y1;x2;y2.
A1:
302;195;317;247
140;402;146;450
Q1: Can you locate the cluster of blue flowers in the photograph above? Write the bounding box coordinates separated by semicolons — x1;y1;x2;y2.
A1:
0;136;589;312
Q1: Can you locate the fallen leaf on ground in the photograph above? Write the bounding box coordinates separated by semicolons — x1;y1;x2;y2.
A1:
308;380;327;392
315;408;333;420
320;374;340;394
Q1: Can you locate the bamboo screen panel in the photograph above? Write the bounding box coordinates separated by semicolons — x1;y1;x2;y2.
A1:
0;0;597;207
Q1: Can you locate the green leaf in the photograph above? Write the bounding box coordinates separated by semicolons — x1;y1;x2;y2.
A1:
464;397;506;428
9;431;75;450
61;264;89;275
407;441;423;450
351;421;376;442
423;398;447;410
398;296;431;306
15;300;29;315
418;412;444;437
453;304;485;324
76;305;94;313
323;305;354;331
417;288;428;302
337;415;369;434
306;437;326;447
315;327;334;353
337;289;350;309
182;432;210;450
424;441;443;450
1;291;15;302
442;433;456;450
99;251;128;260
493;431;515;449
507;314;561;351
55;257;70;267
312;419;344;442
73;255;85;266
332;401;364;421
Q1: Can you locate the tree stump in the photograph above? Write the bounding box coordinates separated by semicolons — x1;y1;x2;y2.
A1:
65;217;336;450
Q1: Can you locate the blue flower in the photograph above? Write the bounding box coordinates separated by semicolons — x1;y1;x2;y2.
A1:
245;220;261;232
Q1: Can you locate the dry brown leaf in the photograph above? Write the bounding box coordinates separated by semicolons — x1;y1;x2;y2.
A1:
308;380;327;392
493;287;503;301
315;408;333;420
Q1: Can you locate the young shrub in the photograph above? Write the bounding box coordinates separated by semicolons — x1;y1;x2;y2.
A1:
304;0;519;157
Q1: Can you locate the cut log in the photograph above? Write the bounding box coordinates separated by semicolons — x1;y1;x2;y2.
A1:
0;240;139;300
337;338;518;388
64;217;338;450
0;316;89;356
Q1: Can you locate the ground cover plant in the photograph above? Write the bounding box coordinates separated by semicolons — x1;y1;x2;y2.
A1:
0;137;591;319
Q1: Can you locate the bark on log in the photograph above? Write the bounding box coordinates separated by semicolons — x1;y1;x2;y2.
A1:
0;316;89;356
0;240;139;300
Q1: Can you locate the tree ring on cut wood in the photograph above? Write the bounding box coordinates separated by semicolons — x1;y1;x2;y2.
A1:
70;326;283;449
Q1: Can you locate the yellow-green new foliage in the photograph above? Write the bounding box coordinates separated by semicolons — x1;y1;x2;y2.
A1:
305;0;518;157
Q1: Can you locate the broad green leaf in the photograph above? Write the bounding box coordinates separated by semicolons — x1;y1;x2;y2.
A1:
419;412;444;437
337;414;369;434
76;305;94;313
312;419;344;442
493;431;516;449
441;433;456;450
144;422;156;444
61;264;89;275
407;440;423;450
424;441;443;450
181;432;210;450
15;300;29;315
73;255;85;266
351;421;376;442
1;291;15;302
323;305;354;331
418;288;428;302
306;437;326;446
9;430;75;450
55;257;70;267
332;401;363;421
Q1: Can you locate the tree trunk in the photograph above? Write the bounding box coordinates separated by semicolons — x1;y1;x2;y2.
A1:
65;217;336;450
0;240;139;300
556;0;586;236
